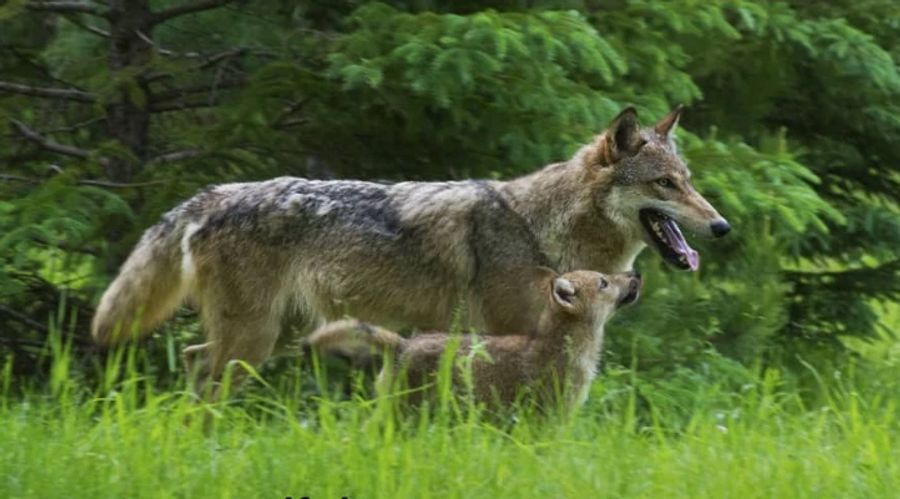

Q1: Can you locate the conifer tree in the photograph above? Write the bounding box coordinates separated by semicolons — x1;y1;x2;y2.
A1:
0;0;895;381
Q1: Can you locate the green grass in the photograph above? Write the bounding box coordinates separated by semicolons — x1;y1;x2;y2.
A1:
1;340;897;499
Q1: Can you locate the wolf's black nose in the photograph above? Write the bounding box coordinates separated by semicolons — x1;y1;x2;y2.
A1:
710;219;731;238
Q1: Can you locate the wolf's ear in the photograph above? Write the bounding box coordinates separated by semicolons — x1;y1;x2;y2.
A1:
607;107;644;160
551;277;578;313
654;104;684;140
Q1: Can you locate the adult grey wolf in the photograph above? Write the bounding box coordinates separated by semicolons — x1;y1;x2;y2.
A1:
307;270;642;412
92;106;729;392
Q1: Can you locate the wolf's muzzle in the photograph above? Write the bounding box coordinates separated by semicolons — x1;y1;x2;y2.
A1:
710;219;731;238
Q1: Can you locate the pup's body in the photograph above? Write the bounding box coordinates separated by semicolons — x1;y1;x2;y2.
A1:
307;270;642;412
92;107;727;393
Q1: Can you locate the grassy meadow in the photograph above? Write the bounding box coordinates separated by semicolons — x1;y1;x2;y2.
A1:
1;1;898;498
1;327;897;499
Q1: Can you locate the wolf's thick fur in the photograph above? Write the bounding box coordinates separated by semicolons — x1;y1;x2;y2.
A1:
92;107;727;390
307;270;641;411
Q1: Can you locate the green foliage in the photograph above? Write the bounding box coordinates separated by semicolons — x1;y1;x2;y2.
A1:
0;0;897;385
319;4;625;176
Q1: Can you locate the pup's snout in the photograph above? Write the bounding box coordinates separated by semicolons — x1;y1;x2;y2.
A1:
617;273;642;307
710;219;731;238
628;275;643;293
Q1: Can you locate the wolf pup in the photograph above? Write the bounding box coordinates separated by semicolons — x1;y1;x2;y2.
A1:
92;106;727;392
307;270;642;413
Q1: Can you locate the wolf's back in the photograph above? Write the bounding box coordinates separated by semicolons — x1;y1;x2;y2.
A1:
91;211;191;346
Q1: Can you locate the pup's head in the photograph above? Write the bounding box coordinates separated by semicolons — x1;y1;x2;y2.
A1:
546;270;642;325
583;106;730;271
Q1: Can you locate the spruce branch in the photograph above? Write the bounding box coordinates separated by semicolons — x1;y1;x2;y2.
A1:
146;148;205;165
0;81;96;103
9;119;110;166
26;1;108;17
150;0;237;26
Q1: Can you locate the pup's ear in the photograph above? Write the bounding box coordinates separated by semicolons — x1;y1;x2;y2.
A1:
607;107;644;160
551;277;578;313
654;104;684;140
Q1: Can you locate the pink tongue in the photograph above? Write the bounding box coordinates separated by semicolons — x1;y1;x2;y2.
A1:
662;219;700;271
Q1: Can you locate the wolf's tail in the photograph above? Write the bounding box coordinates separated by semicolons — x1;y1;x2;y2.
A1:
91;217;192;347
306;320;405;357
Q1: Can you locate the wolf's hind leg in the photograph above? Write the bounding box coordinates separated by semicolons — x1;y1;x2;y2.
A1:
182;342;213;393
201;310;282;400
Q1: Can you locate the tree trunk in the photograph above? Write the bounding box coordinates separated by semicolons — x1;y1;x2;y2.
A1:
104;0;152;183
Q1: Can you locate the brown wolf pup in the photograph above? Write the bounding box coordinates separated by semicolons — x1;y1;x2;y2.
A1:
307;270;642;413
92;106;726;393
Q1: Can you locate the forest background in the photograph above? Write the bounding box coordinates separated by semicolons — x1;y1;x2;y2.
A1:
0;1;897;497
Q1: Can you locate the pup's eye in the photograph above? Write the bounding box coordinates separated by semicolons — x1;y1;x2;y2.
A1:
656;178;674;188
598;278;609;290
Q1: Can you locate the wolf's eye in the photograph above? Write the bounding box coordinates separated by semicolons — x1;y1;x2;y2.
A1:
598;278;609;290
656;178;674;188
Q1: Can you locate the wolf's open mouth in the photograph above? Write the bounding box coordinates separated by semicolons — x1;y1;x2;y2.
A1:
639;209;699;271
